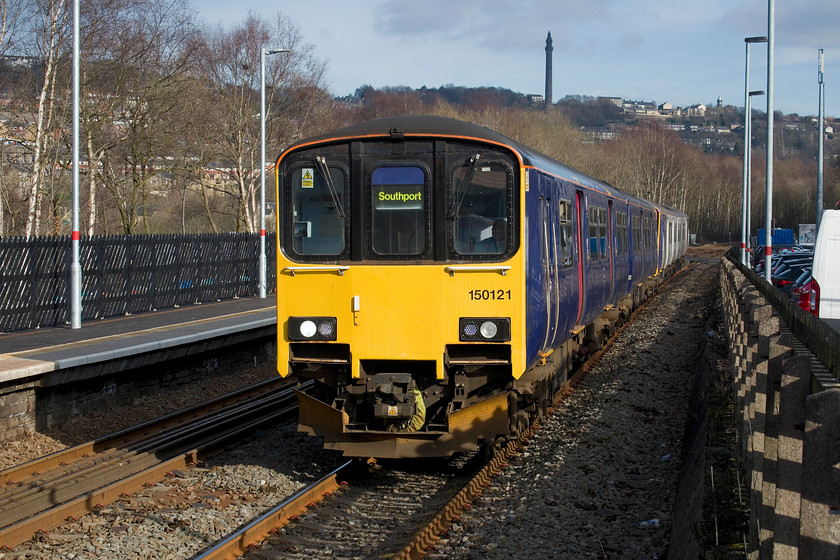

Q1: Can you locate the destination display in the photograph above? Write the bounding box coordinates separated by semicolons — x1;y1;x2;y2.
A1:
372;184;424;211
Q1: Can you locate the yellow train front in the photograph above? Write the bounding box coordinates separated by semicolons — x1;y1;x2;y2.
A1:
275;115;688;459
275;116;528;458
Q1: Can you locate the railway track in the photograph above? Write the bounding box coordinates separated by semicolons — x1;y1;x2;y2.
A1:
3;262;703;557
0;377;305;549
189;274;679;560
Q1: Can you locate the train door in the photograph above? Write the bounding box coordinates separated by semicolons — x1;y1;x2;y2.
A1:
607;200;615;302
615;205;631;296
644;212;654;278
575;191;586;326
557;197;577;337
539;195;559;352
669;221;675;265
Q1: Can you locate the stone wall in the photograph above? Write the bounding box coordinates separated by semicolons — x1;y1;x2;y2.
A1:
721;257;840;559
0;334;275;443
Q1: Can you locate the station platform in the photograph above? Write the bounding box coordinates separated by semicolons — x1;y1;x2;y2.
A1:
0;297;276;385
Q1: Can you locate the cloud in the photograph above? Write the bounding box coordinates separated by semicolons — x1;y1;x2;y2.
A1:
374;0;620;51
617;33;645;52
778;2;840;47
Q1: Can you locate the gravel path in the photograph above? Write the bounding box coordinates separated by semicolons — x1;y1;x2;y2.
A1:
428;260;718;559
6;422;343;559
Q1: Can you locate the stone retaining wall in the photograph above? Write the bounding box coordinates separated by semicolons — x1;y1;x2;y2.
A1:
0;335;275;443
721;257;840;559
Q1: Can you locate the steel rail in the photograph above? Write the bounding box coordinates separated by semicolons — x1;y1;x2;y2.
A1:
0;377;284;488
0;380;296;514
186;263;694;559
0;379;308;549
193;460;355;560
1;385;297;523
389;262;694;559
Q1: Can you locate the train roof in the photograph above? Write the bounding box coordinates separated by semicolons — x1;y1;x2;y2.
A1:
283;115;516;154
282;115;685;216
284;116;601;184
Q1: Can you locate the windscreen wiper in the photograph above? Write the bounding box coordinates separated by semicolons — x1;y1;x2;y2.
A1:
447;154;481;219
314;156;345;219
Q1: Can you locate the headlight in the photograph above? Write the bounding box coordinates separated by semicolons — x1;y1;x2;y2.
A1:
288;316;337;341
299;320;317;338
479;321;498;339
459;317;510;342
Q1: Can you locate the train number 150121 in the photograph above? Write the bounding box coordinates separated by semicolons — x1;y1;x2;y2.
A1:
468;289;511;301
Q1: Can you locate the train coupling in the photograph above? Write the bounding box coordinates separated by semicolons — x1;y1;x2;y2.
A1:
372;373;418;420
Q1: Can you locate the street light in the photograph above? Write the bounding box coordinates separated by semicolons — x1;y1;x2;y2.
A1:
259;47;290;299
745;89;764;266
70;0;81;328
764;0;775;283
817;49;825;231
741;35;767;267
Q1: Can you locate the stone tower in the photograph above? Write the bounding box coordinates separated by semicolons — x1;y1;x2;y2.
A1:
545;31;553;105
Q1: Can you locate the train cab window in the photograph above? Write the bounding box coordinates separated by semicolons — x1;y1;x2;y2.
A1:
290;164;346;256
371;166;426;256
559;200;573;268
451;160;512;256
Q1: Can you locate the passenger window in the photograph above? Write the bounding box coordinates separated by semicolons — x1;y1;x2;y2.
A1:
291;165;346;256
599;208;607;257
451;160;510;255
633;215;641;251
616;212;628;256
589;206;607;261
371;166;426;256
559;200;573;268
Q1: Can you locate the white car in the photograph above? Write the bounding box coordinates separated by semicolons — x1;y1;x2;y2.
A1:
811;209;840;332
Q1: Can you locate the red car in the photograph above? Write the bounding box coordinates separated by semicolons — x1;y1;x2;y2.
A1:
790;276;816;314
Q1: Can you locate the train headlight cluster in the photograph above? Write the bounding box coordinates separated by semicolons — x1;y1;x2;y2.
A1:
288;316;337;341
459;317;510;342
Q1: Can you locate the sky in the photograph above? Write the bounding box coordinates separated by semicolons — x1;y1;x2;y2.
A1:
195;0;840;118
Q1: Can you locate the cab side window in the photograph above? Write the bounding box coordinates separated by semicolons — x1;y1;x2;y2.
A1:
451;160;512;256
291;165;346;256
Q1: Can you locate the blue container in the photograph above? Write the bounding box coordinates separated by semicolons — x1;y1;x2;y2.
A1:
757;228;795;246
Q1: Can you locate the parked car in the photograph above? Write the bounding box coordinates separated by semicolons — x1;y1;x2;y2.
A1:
811;209;840;331
790;270;814;312
773;264;811;294
761;252;812;275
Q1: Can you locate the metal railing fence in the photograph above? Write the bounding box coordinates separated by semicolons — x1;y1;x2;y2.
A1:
0;233;276;332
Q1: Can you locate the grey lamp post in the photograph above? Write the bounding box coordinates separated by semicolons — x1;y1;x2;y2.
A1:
741;35;767;266
764;0;775;283
70;0;81;328
817;49;825;231
259;48;290;298
744;91;764;264
745;89;764;266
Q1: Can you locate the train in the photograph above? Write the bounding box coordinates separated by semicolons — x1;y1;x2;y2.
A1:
274;115;688;458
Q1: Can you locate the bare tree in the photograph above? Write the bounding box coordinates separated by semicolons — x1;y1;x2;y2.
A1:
200;12;326;233
79;0;198;234
24;0;69;238
0;0;27;56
